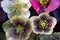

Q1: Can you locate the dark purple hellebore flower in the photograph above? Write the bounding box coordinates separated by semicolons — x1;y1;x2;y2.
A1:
30;12;57;35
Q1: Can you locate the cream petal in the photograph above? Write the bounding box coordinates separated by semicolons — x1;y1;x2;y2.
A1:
30;16;38;22
7;37;14;40
44;29;53;35
18;0;29;3
21;2;31;14
38;12;50;18
30;16;38;28
20;10;30;18
7;14;10;19
5;29;16;40
6;35;20;40
1;0;13;14
32;27;44;34
50;17;57;29
7;10;30;19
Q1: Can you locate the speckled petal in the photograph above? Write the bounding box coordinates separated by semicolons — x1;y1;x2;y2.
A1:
44;29;53;35
34;18;40;26
39;12;50;20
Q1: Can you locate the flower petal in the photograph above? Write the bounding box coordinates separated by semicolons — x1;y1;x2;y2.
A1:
20;10;30;18
1;0;13;14
44;29;53;35
49;17;57;29
38;12;50;20
18;0;30;3
45;0;59;13
30;0;44;14
30;0;40;11
6;30;20;40
7;10;30;19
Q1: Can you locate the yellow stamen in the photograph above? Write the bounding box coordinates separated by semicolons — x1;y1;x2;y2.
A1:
11;3;24;14
40;0;48;4
39;20;47;29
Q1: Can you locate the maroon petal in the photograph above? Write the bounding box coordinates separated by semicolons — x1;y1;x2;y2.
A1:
12;19;26;26
46;18;52;28
9;28;21;39
44;28;50;32
35;27;43;32
24;23;31;33
34;18;40;26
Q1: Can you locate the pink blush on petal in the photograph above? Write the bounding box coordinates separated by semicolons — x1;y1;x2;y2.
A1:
30;0;40;10
45;0;59;13
59;1;60;4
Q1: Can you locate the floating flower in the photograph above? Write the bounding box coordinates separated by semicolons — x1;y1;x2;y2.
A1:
30;12;57;35
30;0;59;14
1;0;31;18
3;16;32;40
53;6;60;23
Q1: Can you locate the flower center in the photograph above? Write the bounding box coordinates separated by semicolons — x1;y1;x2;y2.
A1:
38;20;47;29
40;0;48;4
11;3;25;14
16;25;24;33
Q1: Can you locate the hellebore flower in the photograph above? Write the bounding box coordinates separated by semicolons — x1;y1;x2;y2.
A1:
3;16;32;40
53;6;60;23
30;12;57;35
1;0;31;18
30;0;59;14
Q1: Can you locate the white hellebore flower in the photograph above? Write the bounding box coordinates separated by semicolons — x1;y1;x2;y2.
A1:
1;0;31;18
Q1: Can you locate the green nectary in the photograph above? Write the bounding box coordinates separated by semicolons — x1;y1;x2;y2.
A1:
16;25;24;33
38;20;48;29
